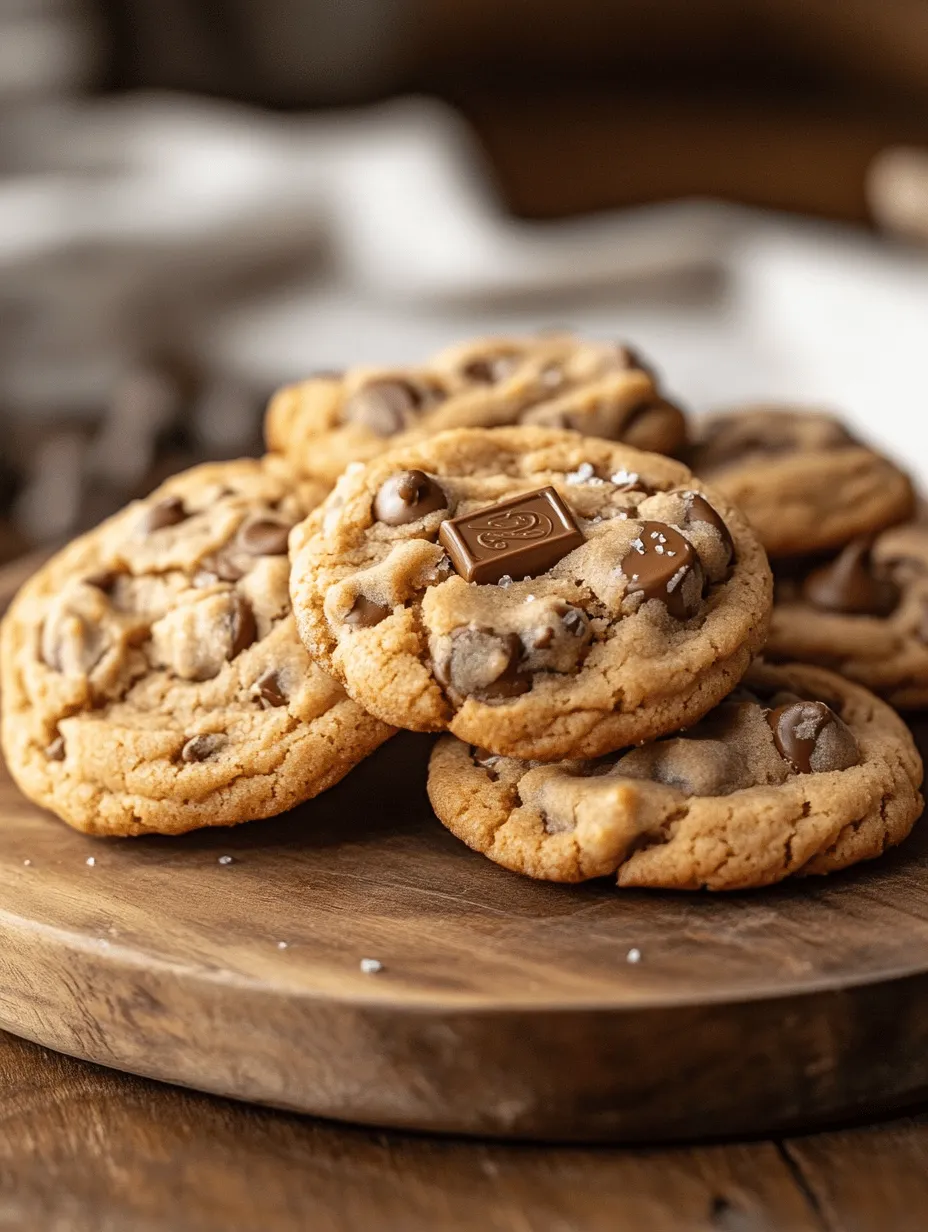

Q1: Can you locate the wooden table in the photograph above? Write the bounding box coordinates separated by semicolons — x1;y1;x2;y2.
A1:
0;1024;926;1231
3;553;928;1231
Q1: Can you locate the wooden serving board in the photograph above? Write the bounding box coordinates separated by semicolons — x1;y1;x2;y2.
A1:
3;557;928;1143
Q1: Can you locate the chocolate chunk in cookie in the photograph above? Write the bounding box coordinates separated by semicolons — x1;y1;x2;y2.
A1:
439;487;584;585
802;538;900;617
621;522;703;620
373;469;448;525
767;700;859;773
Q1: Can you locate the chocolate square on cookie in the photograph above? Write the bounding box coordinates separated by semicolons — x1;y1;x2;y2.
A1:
438;487;584;585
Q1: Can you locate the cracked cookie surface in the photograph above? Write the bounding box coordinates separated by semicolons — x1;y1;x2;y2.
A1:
427;662;924;890
0;457;394;836
767;522;928;708
289;426;772;760
689;406;914;558
265;332;687;485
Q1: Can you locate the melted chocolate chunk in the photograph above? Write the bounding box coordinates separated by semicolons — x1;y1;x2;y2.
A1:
802;539;900;617
685;492;734;563
137;496;187;535
767;700;859;774
472;746;503;780
253;668;288;708
45;734;65;761
461;354;521;384
435;627;530;702
373;470;448;526
237;516;292;556
438;487;584;585
229;596;257;659
344;595;391;627
622;522;703;619
181;733;226;763
342;379;441;437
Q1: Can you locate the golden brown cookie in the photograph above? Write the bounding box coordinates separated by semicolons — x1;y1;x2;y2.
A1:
428;661;924;891
689;406;914;558
0;457;394;836
767;522;928;708
265;332;687;485
289;426;771;761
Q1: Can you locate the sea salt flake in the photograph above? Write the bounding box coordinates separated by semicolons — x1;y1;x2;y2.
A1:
626;947;642;964
611;469;639;487
277;941;289;950
497;575;513;588
566;462;595;485
218;855;234;865
360;957;383;975
22;859;31;867
666;565;689;593
630;537;644;553
85;857;96;867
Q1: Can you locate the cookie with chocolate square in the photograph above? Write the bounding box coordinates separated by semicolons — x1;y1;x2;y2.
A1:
688;406;914;558
427;661;924;890
288;426;771;761
0;458;394;836
265;332;687;485
767;521;928;708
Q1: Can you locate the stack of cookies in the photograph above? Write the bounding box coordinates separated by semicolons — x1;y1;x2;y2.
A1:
2;334;923;891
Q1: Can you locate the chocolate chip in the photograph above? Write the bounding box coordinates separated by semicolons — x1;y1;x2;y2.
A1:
83;570;119;593
194;550;245;586
181;734;226;763
229;596;257;659
472;746;502;780
461;354;521;384
253;668;287;708
621;398;687;451
436;627;530;702
41;611;105;675
45;734;65;761
342;379;442;437
236;516;292;556
685;491;734;551
615;344;653;376
137;496;187;535
622;522;703;619
344;595;391;627
373;469;448;525
802;538;901;617
767;700;859;774
438;487;584;584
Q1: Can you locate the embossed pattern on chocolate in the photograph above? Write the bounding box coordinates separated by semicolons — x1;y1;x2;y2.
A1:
439;487;584;585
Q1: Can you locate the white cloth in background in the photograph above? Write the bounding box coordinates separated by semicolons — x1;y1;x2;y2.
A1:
1;91;926;474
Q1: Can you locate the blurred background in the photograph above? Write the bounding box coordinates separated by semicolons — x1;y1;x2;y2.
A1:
2;0;928;564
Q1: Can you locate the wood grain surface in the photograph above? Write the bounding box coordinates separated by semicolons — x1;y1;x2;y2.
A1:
2;558;928;1145
3;1022;928;1232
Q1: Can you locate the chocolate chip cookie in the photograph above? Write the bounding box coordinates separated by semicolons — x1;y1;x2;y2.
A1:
689;406;914;558
265;332;687;485
767;522;928;708
428;661;924;890
289;426;771;761
0;457;394;836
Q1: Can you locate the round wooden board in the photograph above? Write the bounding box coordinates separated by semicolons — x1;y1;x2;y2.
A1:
4;557;928;1143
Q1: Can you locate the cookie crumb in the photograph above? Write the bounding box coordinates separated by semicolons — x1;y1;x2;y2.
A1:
85;856;96;867
360;957;383;974
217;854;234;865
626;947;642;964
